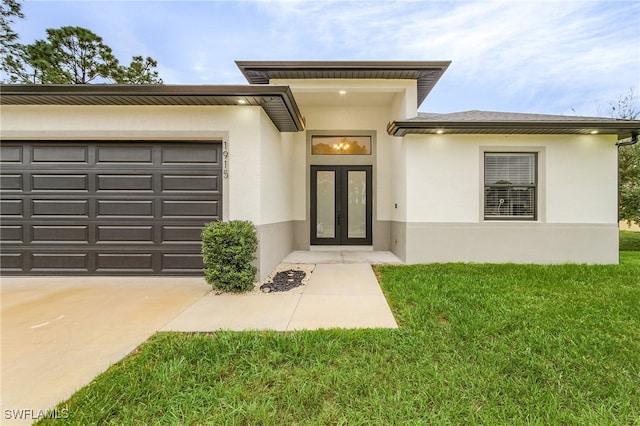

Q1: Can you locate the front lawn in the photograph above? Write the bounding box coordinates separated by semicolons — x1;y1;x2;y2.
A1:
621;229;640;251
39;240;640;424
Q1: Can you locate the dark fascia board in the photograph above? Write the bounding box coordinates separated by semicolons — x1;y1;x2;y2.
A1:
236;60;453;75
236;60;452;106
0;84;306;132
387;119;640;140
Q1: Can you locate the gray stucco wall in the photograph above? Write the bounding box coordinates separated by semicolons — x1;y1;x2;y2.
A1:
391;221;619;265
256;220;294;280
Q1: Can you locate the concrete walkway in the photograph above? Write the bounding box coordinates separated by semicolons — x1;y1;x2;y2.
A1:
164;262;398;332
283;249;403;265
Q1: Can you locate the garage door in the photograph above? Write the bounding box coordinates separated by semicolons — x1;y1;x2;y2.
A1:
0;141;222;275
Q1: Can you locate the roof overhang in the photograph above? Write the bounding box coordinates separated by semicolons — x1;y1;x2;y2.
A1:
388;114;640;140
0;84;306;132
236;60;451;106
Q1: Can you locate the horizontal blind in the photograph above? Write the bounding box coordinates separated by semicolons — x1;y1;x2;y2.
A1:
484;153;537;220
484;153;535;186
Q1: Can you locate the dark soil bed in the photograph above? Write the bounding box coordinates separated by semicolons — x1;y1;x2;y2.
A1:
260;270;306;293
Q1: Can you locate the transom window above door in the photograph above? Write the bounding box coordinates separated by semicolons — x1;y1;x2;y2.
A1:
311;136;372;155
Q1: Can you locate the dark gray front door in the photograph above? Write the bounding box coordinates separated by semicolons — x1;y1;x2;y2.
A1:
310;165;372;245
0;141;222;275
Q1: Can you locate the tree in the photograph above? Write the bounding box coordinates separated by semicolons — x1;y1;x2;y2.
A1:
117;55;162;84
3;39;51;83
0;0;23;78
610;88;640;225
610;88;639;121
37;26;120;83
3;21;162;84
0;0;22;54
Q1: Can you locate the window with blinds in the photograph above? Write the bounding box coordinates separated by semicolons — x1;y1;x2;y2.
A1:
484;152;537;220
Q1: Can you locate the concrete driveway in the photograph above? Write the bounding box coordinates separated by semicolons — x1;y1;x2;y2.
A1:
1;276;210;425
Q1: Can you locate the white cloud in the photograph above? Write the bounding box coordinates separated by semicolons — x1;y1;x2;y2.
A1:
16;0;639;115
243;0;637;114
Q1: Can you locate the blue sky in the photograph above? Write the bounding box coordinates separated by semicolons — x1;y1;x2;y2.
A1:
14;0;640;116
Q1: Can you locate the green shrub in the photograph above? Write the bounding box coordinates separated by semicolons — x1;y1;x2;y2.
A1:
201;220;258;293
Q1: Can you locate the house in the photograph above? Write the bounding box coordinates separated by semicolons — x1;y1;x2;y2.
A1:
1;60;638;278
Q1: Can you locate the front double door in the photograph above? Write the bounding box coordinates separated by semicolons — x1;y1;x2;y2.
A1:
311;165;372;245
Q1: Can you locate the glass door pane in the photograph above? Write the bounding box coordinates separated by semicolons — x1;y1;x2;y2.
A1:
316;171;335;238
347;170;366;238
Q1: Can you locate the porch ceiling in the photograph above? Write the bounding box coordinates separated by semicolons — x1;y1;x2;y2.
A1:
0;84;306;132
292;90;397;107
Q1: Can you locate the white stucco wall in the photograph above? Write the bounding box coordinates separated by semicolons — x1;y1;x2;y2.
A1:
258;110;295;225
291;131;308;222
390;84;418;121
544;135;618;223
393;132;619;264
405;134;478;222
389;87;412;224
389;139;407;222
402;133;618;224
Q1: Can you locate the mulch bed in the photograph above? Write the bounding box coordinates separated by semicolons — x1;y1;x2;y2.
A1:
260;270;307;293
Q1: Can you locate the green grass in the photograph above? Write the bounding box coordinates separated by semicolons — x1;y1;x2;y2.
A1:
620;229;640;251
39;239;640;425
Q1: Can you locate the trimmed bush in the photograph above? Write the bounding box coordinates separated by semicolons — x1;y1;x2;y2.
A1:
201;220;258;293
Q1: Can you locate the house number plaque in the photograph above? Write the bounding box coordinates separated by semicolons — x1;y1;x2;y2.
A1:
223;140;229;178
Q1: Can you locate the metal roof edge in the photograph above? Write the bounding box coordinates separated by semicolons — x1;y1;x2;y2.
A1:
0;84;306;132
235;60;451;107
387;119;640;139
0;83;291;97
235;59;452;72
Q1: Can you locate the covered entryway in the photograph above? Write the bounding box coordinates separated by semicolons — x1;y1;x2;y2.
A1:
310;165;372;245
0;141;222;275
